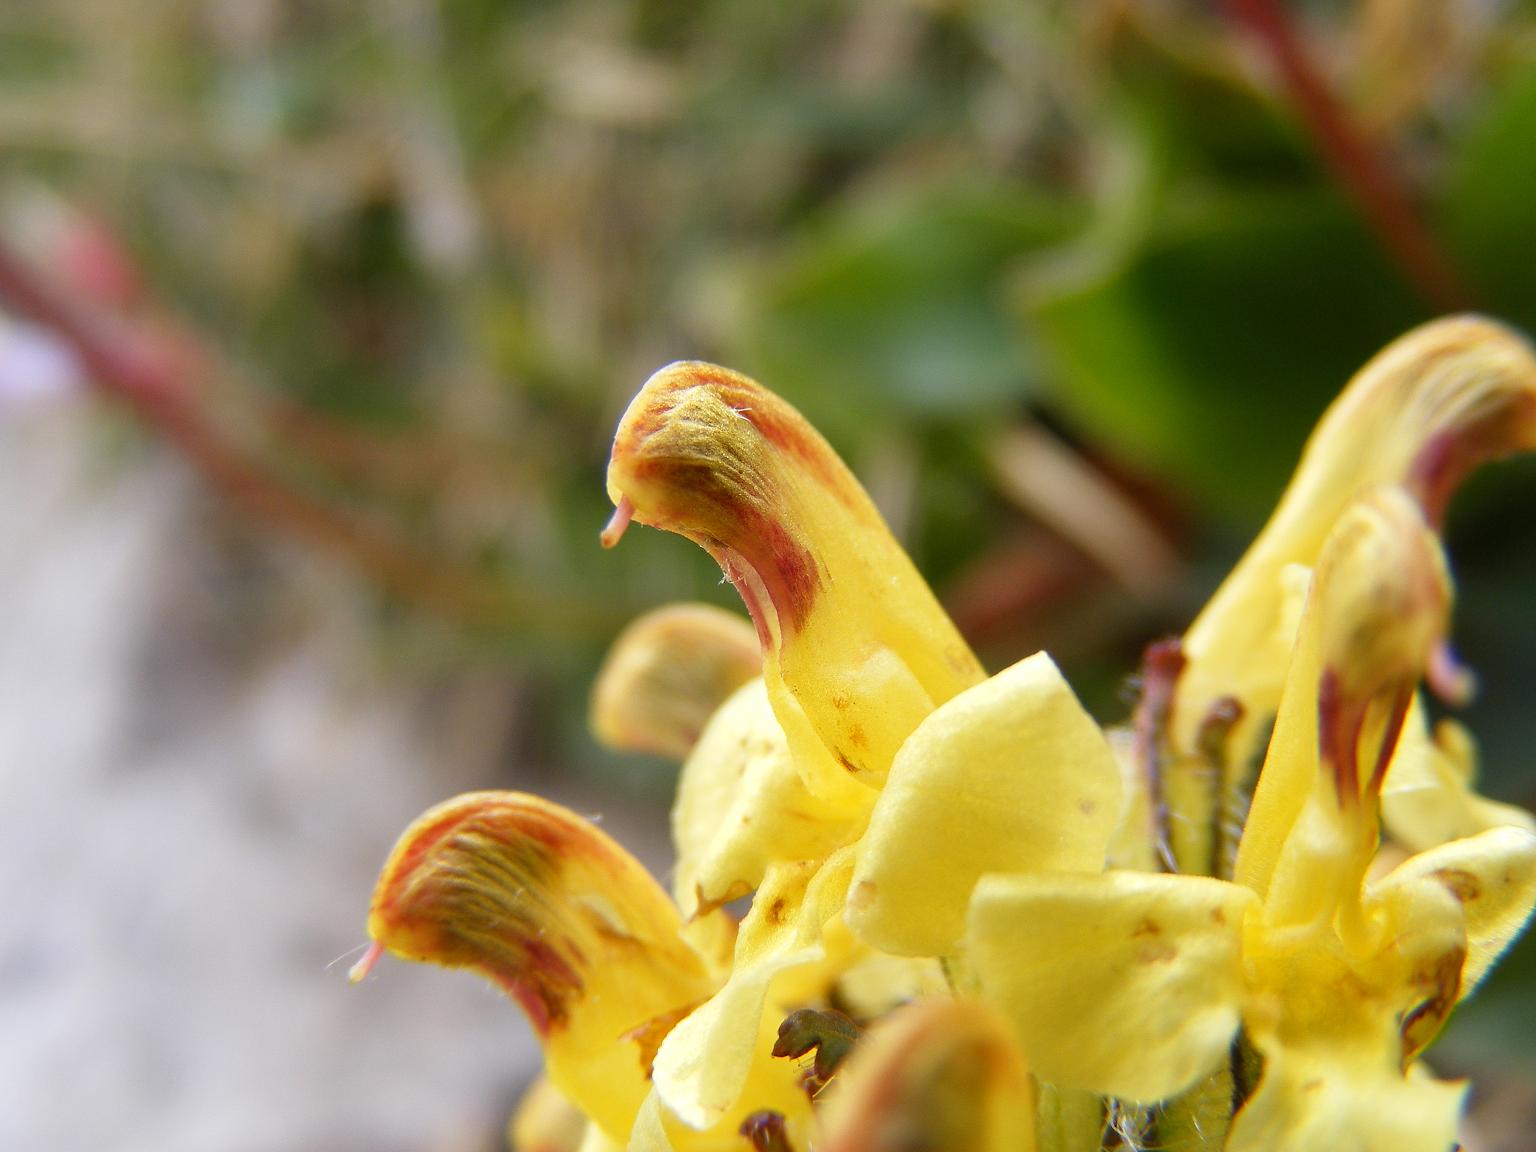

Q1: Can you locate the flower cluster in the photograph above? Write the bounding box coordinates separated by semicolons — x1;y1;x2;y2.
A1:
353;316;1536;1152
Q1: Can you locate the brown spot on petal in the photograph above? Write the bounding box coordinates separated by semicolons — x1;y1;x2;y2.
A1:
765;896;790;926
624;1000;703;1076
1401;947;1466;1062
1430;867;1482;905
1132;918;1177;964
848;880;877;912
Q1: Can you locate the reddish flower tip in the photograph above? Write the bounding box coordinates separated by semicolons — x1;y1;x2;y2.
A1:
601;495;635;549
348;939;385;984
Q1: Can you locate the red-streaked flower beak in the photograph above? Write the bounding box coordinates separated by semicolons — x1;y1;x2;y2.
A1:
356;791;714;1143
604;361;983;794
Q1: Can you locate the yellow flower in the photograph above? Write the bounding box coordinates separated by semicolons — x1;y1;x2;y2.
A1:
351;790;813;1148
354;317;1536;1152
969;490;1536;1151
603;360;985;794
1170;315;1536;872
602;361;984;1136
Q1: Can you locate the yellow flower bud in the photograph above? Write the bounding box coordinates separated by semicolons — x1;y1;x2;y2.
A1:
591;602;761;761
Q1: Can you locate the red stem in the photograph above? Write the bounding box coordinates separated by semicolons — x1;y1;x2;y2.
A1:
1220;0;1472;312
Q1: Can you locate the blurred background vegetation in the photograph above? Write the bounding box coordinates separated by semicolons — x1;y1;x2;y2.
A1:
3;1;1536;1148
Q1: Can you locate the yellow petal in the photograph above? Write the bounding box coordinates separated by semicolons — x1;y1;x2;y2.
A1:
1236;489;1451;916
1381;701;1536;852
1368;825;1536;995
846;652;1122;956
1176;316;1536;763
576;1125;623;1152
818;997;1036;1152
629;1088;818;1152
968;870;1255;1103
679;905;739;985
591;603;762;761
652;852;854;1131
627;1092;676;1152
358;792;713;1143
510;1076;589;1152
830;949;949;1023
1239;871;1469;1117
605;362;984;792
1102;725;1160;872
1225;1041;1465;1152
672;679;867;918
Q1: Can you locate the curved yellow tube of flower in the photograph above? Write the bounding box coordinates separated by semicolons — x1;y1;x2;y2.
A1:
1223;490;1536;1152
1176;315;1536;766
590;599;857;919
604;361;985;795
354;792;714;1143
1237;488;1451;920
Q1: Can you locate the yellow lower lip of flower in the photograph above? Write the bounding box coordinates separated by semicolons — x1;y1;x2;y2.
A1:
846;651;1122;958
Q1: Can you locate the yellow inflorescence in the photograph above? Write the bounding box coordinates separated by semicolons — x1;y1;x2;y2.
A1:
358;317;1536;1152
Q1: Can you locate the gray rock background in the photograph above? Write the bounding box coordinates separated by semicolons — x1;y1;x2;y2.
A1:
0;397;668;1152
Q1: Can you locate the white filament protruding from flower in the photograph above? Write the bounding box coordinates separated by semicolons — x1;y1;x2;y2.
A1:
601;495;635;549
348;939;385;984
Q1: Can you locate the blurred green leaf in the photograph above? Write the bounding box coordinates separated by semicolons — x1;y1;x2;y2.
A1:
0;29;78;88
1445;60;1536;331
731;178;1084;443
1023;190;1428;519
